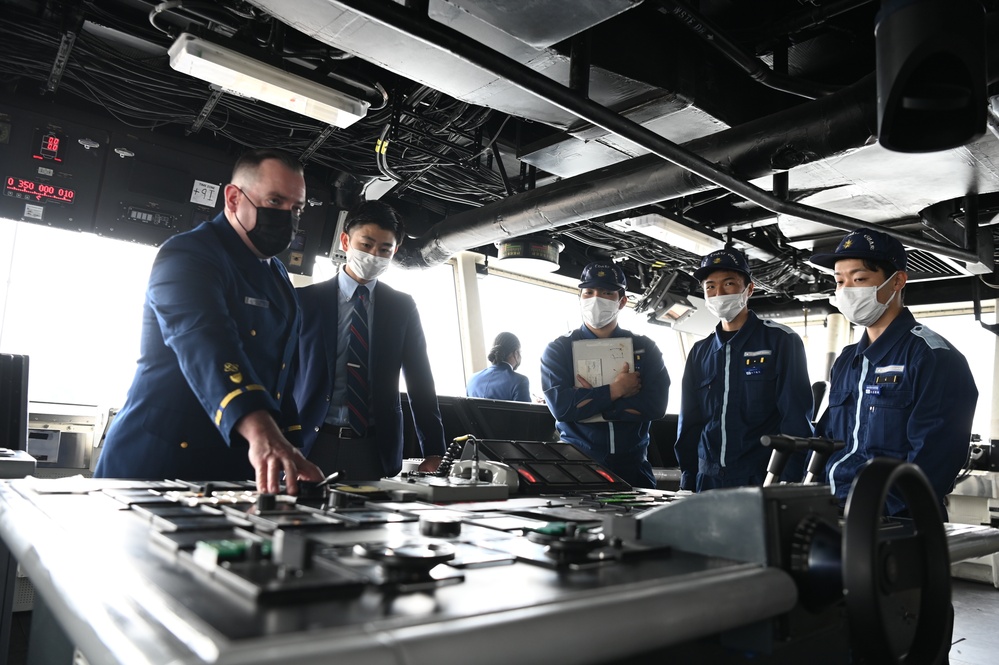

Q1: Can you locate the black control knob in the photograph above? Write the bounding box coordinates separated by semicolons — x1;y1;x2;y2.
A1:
527;522;605;566
354;542;455;583
256;493;277;512
420;514;462;538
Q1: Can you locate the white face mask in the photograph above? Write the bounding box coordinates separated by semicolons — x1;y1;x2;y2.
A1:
581;295;621;329
346;247;392;281
705;287;749;323
831;272;898;327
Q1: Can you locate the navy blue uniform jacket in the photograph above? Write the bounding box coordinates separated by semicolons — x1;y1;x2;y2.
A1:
466;363;530;402
675;311;813;491
541;324;669;488
95;215;302;481
294;277;446;477
817;308;977;515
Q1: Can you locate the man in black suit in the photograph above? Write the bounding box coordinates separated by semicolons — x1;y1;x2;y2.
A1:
294;201;446;479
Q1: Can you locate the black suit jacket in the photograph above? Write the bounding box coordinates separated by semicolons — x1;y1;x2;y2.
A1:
294;276;445;476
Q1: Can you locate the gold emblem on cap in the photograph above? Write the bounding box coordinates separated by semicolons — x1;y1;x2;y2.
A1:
712;257;722;264
597;270;606;277
843;239;853;248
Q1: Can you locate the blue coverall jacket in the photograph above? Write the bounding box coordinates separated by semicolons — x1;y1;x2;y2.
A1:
817;308;977;516
466;362;531;402
95;215;302;481
541;324;669;488
675;311;813;491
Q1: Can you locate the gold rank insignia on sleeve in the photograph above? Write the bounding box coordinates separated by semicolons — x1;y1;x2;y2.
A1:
224;362;243;384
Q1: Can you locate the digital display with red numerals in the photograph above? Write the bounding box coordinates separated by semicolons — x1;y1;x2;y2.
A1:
32;130;64;162
4;176;76;204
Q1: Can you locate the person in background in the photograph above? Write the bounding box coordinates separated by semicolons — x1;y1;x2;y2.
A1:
810;228;977;516
294;201;445;480
675;248;813;492
95;149;323;494
466;332;531;402
541;261;669;488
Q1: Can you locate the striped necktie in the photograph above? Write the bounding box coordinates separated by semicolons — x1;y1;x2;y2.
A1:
346;285;370;436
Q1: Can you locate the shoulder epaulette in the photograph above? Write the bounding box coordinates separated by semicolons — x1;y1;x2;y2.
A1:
761;319;795;335
910;325;950;350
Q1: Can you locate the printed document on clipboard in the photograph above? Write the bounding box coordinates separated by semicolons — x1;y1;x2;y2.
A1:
572;337;634;423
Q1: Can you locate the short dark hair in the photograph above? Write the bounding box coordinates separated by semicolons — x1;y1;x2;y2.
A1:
488;332;520;364
232;148;303;184
861;258;898;278
344;200;406;245
701;269;749;290
860;258;906;303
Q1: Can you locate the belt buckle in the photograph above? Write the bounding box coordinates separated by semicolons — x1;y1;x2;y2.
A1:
338;427;355;439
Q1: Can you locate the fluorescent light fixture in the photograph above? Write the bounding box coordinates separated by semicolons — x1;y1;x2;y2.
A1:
168;33;369;128
606;214;724;255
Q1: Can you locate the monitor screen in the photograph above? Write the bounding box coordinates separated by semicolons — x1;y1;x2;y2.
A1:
519;442;563;461
561;464;605;484
525;463;575;484
480;440;526;460
548;442;590;461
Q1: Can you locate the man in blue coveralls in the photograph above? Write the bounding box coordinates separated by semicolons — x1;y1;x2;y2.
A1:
541;261;669;488
810;228;977;516
675;248;813;492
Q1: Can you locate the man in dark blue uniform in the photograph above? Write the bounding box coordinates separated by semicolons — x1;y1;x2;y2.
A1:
810;228;977;516
95;149;323;494
466;332;531;402
675;248;813;491
541;262;669;488
294;201;445;480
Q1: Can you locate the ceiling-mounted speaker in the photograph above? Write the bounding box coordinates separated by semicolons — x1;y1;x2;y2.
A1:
494;236;565;273
876;0;986;153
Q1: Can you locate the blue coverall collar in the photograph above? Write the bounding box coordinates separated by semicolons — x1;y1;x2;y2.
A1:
708;310;761;351
577;322;628;339
850;307;916;367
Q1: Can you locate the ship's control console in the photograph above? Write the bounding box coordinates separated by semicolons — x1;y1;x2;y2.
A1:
1;439;997;665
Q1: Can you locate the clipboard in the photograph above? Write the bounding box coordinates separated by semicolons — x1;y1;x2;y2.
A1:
572;338;634;422
572;337;634;388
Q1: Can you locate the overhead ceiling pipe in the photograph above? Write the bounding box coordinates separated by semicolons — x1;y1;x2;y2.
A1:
399;72;878;267
657;0;842;100
336;0;998;269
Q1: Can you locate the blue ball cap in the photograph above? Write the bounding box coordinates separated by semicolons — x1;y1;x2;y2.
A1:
809;228;907;271
578;261;627;291
692;248;752;282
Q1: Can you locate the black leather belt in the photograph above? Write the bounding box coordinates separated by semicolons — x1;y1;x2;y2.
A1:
322;425;375;439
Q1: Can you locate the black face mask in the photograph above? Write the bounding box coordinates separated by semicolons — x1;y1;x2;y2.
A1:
234;188;298;257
